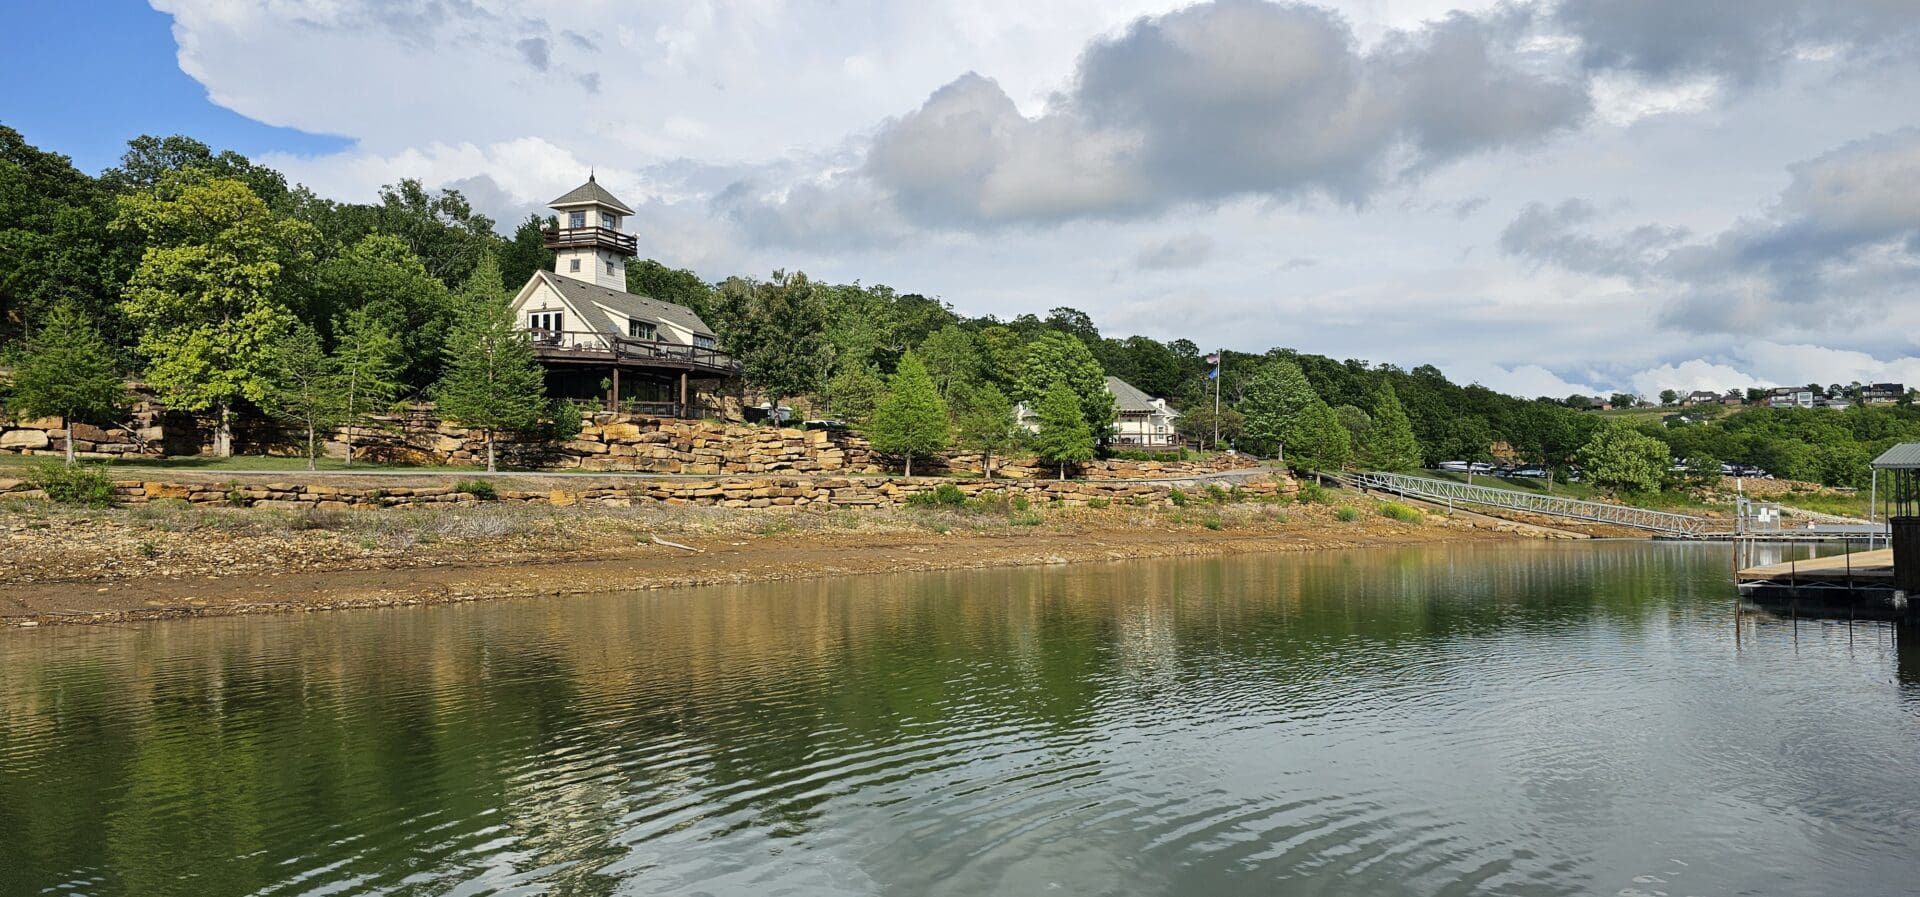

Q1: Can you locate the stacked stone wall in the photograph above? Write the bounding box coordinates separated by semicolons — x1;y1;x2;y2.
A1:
0;472;1296;511
4;401;1263;481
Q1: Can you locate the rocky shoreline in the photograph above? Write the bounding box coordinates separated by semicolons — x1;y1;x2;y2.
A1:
0;490;1560;628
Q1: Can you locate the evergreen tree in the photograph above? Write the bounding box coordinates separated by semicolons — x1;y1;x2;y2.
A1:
916;324;983;400
499;214;555;289
1361;381;1422;471
331;307;403;466
6;301;126;465
433;297;547;472
953;382;1018;479
1030;379;1095;479
867;350;949;477
824;362;885;426
114;173;314;457
265;322;345;471
1015;331;1114;440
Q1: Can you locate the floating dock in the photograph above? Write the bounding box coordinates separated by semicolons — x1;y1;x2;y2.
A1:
1736;548;1913;620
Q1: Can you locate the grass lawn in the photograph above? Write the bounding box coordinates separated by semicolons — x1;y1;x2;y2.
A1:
1769;491;1872;519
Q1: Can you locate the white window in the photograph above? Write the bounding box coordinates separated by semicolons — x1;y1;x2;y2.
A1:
694;334;717;350
603;214;620;230
628;320;656;340
569;211;586;229
606;260;616;275
530;311;563;332
569;258;581;272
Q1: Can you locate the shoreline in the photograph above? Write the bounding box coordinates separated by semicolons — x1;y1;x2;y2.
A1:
0;500;1560;628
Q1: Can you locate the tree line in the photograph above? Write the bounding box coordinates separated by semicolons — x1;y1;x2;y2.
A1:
8;125;1920;488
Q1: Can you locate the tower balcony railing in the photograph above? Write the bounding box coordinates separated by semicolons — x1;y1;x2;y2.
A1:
541;226;638;256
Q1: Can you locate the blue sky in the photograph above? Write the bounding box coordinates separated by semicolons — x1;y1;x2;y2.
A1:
0;1;346;174
3;0;1920;399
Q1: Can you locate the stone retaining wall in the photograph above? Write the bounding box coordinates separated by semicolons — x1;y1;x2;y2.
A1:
4;403;1261;481
0;472;1296;511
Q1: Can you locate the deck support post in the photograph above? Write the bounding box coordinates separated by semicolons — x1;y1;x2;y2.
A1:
609;367;621;413
678;372;689;419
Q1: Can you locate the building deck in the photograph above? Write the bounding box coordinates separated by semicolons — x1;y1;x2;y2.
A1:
1736;548;1912;620
1737;548;1894;585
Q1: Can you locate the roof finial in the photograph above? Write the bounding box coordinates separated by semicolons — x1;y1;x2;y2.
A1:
588;168;596;183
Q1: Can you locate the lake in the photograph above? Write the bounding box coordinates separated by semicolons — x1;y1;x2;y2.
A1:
3;541;1918;896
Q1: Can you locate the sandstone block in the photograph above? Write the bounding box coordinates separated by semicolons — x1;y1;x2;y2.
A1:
0;429;51;450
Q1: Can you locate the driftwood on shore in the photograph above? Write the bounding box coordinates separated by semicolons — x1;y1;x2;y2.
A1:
651;536;705;553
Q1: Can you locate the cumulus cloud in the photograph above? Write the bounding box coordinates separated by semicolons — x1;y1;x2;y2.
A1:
1552;0;1920;86
730;0;1591;237
516;36;550;72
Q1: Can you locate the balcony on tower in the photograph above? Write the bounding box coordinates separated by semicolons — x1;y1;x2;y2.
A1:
542;224;638;256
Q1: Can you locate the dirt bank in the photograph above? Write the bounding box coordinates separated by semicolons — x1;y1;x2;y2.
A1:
1;497;1548;627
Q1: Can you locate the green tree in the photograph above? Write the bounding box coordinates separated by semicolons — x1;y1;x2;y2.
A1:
1176;403;1245;450
626;259;714;322
1576;423;1669;493
499;214;555;289
5;301;126;465
867;350;949;477
311;233;454;387
1333;404;1371;455
433;298;547;472
0;126;129;344
916;324;984;400
713;271;833;421
1440;415;1494;483
1659;388;1680;406
952;382;1018;479
823;362;885;427
1015;332;1114;441
1030;379;1095;479
1360;382;1422;471
265;322;345;471
331;307;404;466
114;173;314;457
1241;360;1348;469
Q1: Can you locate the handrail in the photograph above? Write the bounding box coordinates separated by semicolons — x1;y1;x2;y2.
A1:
528;330;737;372
1328;470;1733;538
541;226;639;254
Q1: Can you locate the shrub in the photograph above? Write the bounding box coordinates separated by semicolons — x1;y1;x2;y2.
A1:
918;483;969;506
1229;485;1247;503
455;479;499;501
1087;497;1110;509
1201;515;1224;530
1010;511;1043;526
1377;501;1422;523
1010;495;1031;512
1169;488;1190;507
1334;506;1360;522
29;461;116;508
1204;484;1230;504
1298;483;1328;504
1128;495;1150;507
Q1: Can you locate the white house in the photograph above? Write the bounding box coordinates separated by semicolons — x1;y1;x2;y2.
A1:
1016;376;1183;447
507;175;733;416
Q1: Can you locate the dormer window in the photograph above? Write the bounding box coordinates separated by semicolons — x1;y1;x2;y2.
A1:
628;320;657;340
569;211;586;229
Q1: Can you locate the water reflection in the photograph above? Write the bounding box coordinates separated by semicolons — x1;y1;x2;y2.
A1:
3;541;1918;896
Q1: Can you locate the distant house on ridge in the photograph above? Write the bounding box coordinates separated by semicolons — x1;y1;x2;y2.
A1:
1016;376;1183;447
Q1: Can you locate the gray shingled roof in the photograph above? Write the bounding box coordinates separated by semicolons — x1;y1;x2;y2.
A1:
1872;443;1920;469
1106;376;1176;416
537;271;715;339
548;175;635;214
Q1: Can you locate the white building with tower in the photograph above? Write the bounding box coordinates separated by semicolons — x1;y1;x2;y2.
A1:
507;174;735;417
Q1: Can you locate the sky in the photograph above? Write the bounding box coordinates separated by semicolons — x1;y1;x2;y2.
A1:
4;0;1920;400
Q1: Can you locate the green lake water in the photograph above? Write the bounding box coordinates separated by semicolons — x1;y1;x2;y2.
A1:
3;541;1918;895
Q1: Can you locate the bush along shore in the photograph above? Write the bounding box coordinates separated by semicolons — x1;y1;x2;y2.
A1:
0;473;1569;628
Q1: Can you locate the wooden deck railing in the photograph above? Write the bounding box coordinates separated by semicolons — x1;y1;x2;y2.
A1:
541;226;639;255
528;330;738;374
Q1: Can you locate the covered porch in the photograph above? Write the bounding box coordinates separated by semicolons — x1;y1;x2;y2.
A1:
534;334;739;418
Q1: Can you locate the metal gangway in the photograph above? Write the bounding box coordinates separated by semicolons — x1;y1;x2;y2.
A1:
1325;471;1735;538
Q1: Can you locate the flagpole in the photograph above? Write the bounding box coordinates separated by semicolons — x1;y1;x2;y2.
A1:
1213;349;1221;451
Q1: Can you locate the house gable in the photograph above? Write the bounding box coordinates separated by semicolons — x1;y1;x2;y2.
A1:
510;275;597;335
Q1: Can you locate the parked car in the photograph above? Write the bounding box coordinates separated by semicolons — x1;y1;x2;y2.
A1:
1437;461;1470;473
1511;467;1548;479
